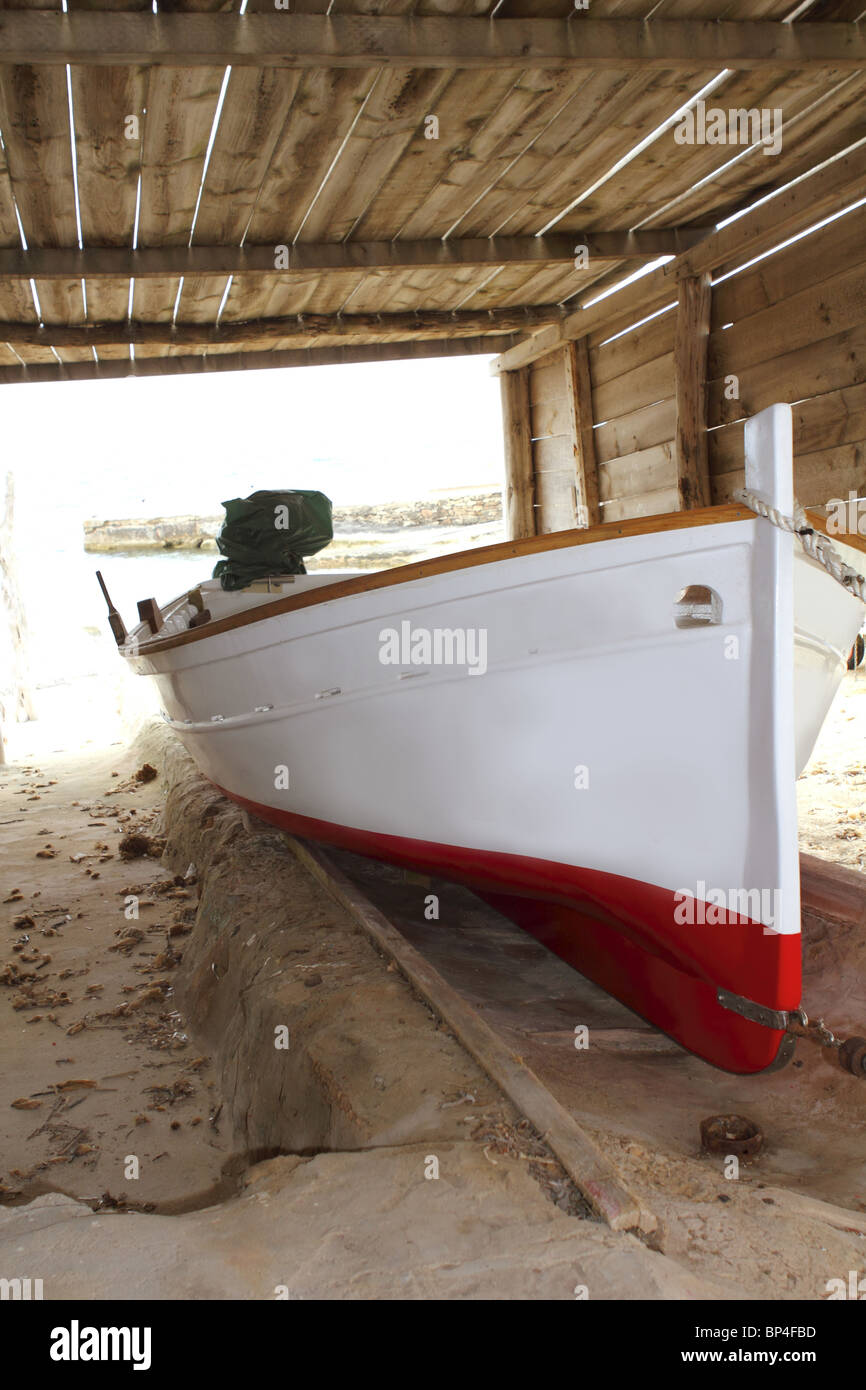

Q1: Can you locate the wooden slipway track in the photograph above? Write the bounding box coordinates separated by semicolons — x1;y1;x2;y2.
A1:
288;837;866;1234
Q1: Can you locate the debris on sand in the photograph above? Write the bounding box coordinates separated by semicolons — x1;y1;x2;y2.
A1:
118;832;165;861
108;927;145;953
135;764;158;784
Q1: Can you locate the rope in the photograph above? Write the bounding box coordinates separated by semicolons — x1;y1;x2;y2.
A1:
734;487;866;604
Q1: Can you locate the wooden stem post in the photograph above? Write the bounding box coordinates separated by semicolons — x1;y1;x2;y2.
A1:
564;339;600;527
500;367;536;540
675;271;712;510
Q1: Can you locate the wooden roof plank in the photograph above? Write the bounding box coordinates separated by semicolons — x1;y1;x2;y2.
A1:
292;66;457;244
240;67;382;246
447;68;704;239
614;74;866;234
394;66;598;240
575;67;858;231
492;138;866;371
0;63;80;321
184;66;304;245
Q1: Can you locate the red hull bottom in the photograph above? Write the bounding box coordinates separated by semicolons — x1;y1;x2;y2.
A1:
217;786;800;1074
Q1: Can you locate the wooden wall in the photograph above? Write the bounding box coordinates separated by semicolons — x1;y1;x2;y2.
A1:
708;204;866;509
588;307;678;523
499;204;866;536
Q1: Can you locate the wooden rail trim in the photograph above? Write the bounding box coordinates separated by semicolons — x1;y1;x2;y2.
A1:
127;502;754;657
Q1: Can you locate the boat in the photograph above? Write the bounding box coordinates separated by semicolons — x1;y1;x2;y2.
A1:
111;403;866;1074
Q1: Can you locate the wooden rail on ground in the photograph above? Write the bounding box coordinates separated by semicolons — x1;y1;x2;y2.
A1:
287;835;656;1234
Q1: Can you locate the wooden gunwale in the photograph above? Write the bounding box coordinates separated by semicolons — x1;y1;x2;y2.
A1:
124;503;863;658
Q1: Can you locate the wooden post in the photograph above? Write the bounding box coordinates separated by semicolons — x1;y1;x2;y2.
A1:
564;339;600;527
499;366;535;540
0;472;35;763
675;271;712;510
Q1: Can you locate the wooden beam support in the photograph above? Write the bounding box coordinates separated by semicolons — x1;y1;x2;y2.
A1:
0;333;518;387
0;232;703;282
564;341;600;527
674;272;712;510
499;369;535;541
492;140;866;374
1;13;864;70
0;305;562;350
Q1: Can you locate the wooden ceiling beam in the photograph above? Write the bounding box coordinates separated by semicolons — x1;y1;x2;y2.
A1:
0;305;562;348
1;13;864;70
0;334;518;386
0;232;704;281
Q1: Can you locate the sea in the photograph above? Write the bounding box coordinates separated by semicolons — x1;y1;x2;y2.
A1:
2;357;504;692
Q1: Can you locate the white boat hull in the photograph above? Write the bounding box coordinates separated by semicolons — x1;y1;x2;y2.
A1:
122;406;865;1072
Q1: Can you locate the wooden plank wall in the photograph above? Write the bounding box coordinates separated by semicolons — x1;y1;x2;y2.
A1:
708;204;866;509
499;202;866;536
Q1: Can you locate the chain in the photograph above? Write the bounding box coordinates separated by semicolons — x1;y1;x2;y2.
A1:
785;1008;839;1050
734;488;866;603
785;1009;866;1078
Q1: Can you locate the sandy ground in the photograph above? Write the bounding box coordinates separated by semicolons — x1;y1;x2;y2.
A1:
797;669;866;870
0;721;231;1212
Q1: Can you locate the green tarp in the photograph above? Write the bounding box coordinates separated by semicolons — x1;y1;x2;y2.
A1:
213;489;333;591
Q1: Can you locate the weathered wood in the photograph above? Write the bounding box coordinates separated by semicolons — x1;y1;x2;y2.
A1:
711;203;866;330
0;232;691;282
0;334;519;387
594;397;677;466
564;341;600;527
709;258;866;378
530;395;573;440
599;443;677;504
528;355;568;407
3;13;865;70
493;142;866;374
535;468;579;533
499;369;535;541
709;382;866;476
592;350;675;424
533;433;575;474
715;449;866;509
601;486;682;523
286;837;653;1232
0;304;564;349
675;272;712;510
589;310;676;388
708;321;866;428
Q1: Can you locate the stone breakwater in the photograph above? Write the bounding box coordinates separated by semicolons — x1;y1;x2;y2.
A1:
83;489;503;553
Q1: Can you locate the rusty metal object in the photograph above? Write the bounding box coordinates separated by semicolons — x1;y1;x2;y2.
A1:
700;1114;763;1159
782;1009;866;1079
838;1037;866;1078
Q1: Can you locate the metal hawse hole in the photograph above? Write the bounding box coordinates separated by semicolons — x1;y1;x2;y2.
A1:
674;584;723;628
